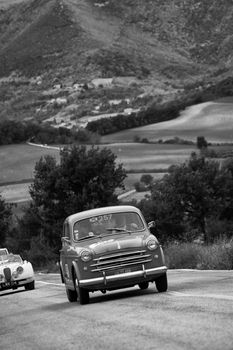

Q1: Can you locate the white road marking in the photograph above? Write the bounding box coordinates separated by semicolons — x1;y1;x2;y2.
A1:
168;291;233;301
37;273;60;276
36;280;63;287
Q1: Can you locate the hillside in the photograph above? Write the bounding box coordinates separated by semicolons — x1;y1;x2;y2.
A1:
0;0;233;126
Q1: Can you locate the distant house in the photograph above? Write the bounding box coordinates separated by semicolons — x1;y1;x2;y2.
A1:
55;97;67;106
73;83;84;91
53;84;62;90
91;78;113;88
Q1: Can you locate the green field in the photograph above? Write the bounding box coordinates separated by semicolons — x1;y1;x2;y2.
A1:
101;101;233;144
0;143;195;184
0;144;60;183
0;142;195;202
1;97;233;203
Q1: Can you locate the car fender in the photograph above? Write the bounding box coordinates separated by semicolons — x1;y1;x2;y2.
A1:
59;261;65;283
72;260;82;283
24;261;34;276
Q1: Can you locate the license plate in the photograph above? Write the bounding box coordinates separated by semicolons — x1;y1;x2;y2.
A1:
114;268;131;275
0;281;18;288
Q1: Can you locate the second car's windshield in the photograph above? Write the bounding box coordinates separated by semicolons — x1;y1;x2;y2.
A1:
0;254;22;264
73;212;145;241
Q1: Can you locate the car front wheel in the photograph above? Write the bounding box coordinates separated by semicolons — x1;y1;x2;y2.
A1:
66;287;77;302
25;281;35;290
74;274;89;305
155;273;168;293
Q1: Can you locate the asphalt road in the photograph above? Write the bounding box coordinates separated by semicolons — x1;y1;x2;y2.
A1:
0;270;232;350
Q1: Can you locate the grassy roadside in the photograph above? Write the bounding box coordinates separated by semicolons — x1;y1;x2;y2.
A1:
164;239;233;270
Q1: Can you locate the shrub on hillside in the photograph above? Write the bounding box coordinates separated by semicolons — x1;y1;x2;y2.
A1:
0;120;99;145
134;181;147;192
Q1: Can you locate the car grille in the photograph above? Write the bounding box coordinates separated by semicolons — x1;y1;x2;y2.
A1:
90;250;152;273
3;267;11;282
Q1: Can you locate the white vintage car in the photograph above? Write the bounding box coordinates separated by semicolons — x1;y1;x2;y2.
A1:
0;254;35;292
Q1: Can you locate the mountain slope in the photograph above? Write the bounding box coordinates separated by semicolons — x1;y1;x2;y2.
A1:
0;0;233;124
0;0;207;80
1;0;233;79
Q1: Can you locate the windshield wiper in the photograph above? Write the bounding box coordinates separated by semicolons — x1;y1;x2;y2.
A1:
78;234;102;241
106;227;131;234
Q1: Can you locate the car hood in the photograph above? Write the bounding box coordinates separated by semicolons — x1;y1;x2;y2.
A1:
0;262;21;271
87;233;147;255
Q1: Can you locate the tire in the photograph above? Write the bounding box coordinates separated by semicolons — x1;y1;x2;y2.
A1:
155;273;168;293
59;263;64;283
66;287;77;302
25;280;35;290
138;281;149;290
74;273;89;305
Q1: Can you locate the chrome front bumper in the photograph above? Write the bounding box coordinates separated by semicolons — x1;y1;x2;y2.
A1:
0;277;34;290
79;265;167;287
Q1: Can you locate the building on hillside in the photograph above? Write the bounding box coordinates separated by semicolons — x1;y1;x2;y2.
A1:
91;78;113;88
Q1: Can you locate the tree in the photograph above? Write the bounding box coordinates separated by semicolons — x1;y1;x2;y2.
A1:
19;145;127;256
140;152;232;243
0;195;12;246
140;174;154;187
197;136;208;151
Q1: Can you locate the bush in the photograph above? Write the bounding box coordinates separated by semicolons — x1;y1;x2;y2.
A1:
205;218;233;243
164;239;233;270
164;242;200;269
134;181;147;192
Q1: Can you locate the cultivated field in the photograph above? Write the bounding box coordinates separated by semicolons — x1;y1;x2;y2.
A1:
0;144;60;184
101;101;233;143
1;99;233;202
0;142;195;202
0;143;195;184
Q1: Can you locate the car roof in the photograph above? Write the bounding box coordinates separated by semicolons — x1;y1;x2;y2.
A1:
65;205;142;225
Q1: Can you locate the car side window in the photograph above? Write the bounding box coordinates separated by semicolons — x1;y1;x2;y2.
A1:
73;220;93;240
63;221;70;240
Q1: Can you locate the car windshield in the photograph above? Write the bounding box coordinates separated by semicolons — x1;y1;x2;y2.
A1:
0;254;22;264
0;249;8;256
73;212;145;241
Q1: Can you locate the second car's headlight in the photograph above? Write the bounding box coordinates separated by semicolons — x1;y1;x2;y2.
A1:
146;239;158;251
17;266;24;274
80;250;93;262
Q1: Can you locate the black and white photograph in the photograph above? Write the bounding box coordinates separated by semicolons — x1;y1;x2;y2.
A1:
0;1;232;349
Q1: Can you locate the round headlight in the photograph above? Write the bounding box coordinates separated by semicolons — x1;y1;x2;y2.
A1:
17;266;24;274
146;239;158;251
12;271;18;278
80;250;93;262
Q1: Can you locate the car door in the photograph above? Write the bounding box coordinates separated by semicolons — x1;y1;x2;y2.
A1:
60;220;73;286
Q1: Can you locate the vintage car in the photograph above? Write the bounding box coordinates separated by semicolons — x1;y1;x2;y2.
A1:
60;205;168;304
0;253;35;292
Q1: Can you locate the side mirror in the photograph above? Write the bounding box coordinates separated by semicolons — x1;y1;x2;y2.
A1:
62;237;70;244
148;221;157;236
148;221;156;229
